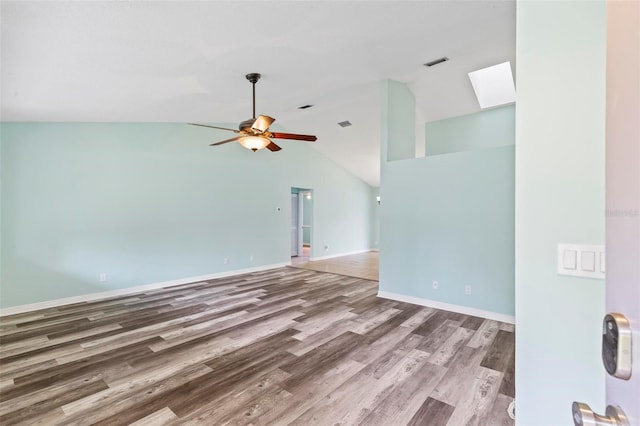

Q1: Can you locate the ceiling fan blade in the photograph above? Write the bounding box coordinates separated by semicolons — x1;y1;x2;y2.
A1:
189;123;240;133
251;115;275;132
265;141;282;152
210;136;241;146
271;132;317;142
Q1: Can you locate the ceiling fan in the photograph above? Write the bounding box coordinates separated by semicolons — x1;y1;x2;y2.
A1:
189;73;317;152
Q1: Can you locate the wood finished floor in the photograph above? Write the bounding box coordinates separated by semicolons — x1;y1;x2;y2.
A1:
0;267;514;426
291;251;379;281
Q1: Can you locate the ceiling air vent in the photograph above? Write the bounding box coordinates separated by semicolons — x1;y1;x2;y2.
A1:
298;104;314;110
338;120;352;128
424;57;449;67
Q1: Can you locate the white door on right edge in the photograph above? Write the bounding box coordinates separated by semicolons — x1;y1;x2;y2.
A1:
604;0;639;423
572;2;639;425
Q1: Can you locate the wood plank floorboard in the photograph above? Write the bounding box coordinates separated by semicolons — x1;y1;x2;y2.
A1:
407;397;456;426
0;266;515;425
480;329;516;372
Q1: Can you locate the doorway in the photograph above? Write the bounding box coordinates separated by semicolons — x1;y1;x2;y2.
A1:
291;187;313;263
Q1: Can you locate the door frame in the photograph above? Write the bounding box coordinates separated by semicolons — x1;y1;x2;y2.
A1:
297;193;304;256
290;192;300;257
290;187;313;258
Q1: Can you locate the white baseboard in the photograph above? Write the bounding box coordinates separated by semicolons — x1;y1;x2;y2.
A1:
0;263;289;317
309;249;373;261
377;290;515;324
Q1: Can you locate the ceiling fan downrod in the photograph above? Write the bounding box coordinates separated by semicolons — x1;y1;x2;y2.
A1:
246;73;260;119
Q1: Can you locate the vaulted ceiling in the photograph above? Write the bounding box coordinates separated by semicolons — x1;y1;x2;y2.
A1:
1;1;515;186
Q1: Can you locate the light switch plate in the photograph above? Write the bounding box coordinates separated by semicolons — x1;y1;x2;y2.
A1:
581;251;596;272
557;244;605;279
563;250;577;269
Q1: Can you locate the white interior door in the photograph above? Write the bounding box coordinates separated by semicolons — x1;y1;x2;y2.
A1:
572;3;639;424
291;193;299;257
604;0;639;422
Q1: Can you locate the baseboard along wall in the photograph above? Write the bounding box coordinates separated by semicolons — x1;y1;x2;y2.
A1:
377;290;515;324
309;249;374;262
0;262;289;317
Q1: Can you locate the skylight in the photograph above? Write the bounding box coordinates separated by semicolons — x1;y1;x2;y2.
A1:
468;61;515;109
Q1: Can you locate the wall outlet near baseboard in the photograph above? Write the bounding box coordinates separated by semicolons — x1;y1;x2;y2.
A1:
432;280;439;290
324;245;329;251
465;285;472;295
249;255;254;262
99;273;107;282
223;257;229;265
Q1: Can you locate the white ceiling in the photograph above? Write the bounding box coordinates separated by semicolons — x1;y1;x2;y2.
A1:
0;1;515;186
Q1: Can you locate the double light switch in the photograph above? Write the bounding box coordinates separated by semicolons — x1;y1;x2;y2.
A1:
557;244;605;279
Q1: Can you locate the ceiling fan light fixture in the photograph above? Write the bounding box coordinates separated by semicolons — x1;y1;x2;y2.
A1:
238;136;270;152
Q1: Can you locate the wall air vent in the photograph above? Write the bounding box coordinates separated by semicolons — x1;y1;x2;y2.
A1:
298;104;314;110
424;57;449;67
338;120;352;128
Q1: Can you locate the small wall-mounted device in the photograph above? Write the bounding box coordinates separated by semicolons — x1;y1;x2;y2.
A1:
602;313;632;380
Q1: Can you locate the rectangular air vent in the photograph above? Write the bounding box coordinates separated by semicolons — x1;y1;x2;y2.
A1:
424;57;449;67
338;120;352;127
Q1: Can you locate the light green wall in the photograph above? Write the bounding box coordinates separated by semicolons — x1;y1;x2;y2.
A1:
371;187;380;250
381;147;515;315
0;123;374;308
0;136;2;287
425;105;515;156
380;80;515;317
380;80;416;283
383;80;416;162
515;1;606;424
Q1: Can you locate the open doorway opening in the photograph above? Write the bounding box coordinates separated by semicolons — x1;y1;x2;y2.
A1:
291;187;313;264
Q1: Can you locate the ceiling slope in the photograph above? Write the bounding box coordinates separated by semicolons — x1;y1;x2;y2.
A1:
1;1;515;186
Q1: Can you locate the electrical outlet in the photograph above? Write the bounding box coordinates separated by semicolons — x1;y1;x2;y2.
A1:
465;285;472;295
432;280;439;290
99;273;107;282
249;255;254;262
223;257;229;265
324;245;329;252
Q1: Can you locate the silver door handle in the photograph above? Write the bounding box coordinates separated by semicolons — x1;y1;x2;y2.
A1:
572;402;629;426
